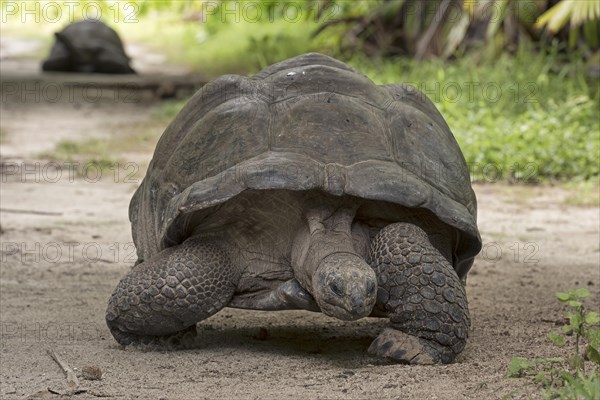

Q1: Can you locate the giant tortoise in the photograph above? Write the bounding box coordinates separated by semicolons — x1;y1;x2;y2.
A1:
106;53;481;364
42;19;135;74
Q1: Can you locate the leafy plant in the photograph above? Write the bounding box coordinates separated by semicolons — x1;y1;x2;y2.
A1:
551;289;600;367
547;369;600;400
536;0;600;48
507;288;600;399
313;0;600;59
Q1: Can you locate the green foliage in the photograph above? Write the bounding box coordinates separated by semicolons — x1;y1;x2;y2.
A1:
554;288;600;365
507;356;564;378
349;50;600;183
134;0;199;16
247;32;304;70
508;288;600;399
115;6;320;76
3;1;599;58
314;0;600;59
542;370;600;400
537;0;599;31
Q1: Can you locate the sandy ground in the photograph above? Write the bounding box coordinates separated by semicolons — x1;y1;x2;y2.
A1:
1;37;599;400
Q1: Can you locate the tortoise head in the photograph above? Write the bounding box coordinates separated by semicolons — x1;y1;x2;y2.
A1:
292;204;377;321
313;252;377;321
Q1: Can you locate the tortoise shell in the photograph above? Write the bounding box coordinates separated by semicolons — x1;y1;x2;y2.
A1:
130;53;481;278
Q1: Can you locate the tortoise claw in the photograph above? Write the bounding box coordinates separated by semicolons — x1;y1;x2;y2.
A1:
368;327;436;364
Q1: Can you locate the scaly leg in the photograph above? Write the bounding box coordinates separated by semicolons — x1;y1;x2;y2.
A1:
368;223;469;364
105;236;239;345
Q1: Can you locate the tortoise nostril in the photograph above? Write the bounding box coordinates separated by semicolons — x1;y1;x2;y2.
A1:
350;293;365;309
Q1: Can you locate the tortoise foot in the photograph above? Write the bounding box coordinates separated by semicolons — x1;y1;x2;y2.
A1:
110;325;198;349
368;327;456;364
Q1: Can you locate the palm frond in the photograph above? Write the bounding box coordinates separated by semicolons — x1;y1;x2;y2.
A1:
536;0;600;32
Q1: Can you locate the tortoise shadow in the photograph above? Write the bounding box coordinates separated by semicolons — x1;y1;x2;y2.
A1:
142;313;396;367
201;325;388;367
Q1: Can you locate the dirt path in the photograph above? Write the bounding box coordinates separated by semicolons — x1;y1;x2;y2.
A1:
1;39;599;400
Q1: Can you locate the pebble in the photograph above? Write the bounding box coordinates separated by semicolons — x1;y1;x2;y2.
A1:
81;366;103;381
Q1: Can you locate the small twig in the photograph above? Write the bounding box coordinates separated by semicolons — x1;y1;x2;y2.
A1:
46;387;92;396
46;387;63;395
1;208;63;216
47;348;80;391
87;390;119;398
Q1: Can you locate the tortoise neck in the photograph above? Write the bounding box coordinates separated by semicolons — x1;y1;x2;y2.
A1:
291;206;360;293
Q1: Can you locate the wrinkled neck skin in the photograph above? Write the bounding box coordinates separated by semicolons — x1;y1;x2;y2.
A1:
295;205;357;283
291;203;377;320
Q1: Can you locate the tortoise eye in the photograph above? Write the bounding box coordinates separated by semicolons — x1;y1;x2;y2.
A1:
330;281;344;296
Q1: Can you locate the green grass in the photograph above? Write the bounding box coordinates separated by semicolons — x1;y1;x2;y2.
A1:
38;103;175;176
150;98;187;121
564;182;600;207
0;18;56;58
348;50;600;183
39;138;124;176
41;126;162;161
119;13;321;76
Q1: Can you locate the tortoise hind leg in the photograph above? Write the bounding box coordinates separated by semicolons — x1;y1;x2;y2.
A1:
368;223;469;364
105;236;239;346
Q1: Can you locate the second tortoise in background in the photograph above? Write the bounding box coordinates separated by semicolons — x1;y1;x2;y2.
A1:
42;19;135;74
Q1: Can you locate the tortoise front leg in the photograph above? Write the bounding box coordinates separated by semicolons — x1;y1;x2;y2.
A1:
105;236;240;346
368;223;469;364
